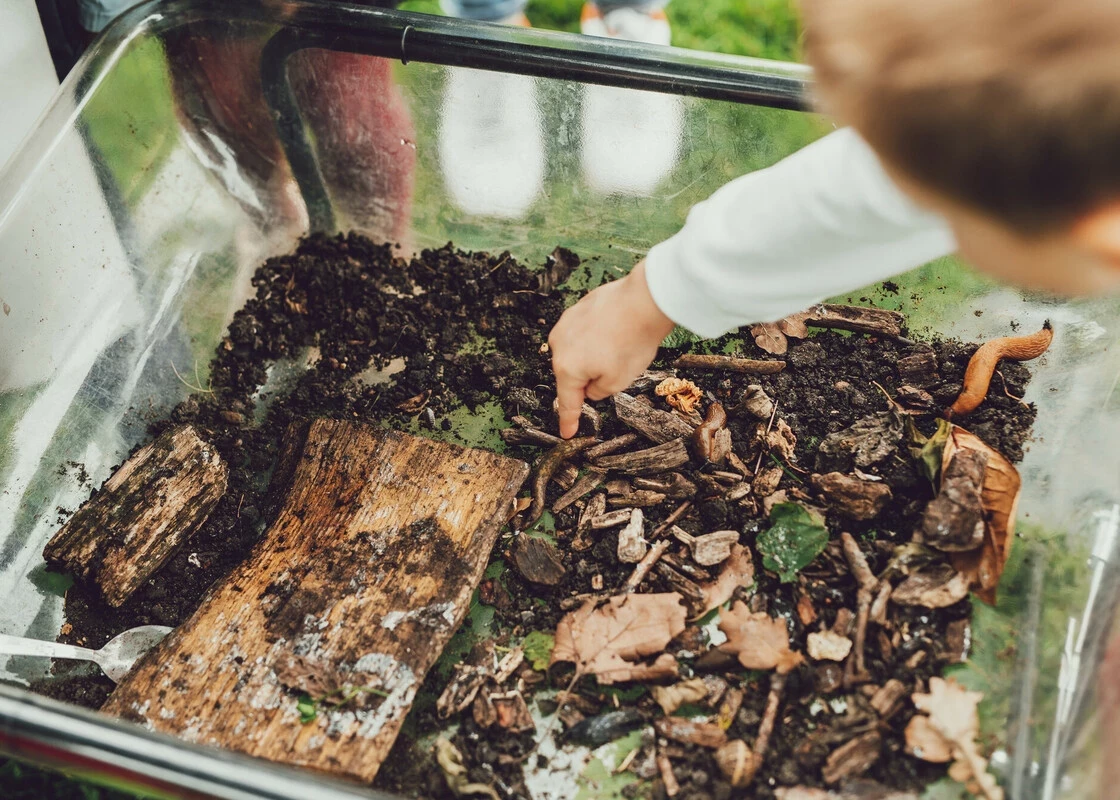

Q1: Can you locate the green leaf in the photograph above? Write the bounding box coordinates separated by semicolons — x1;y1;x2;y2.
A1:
757;502;829;583
912;417;951;486
297;693;318;724
522;630;556;671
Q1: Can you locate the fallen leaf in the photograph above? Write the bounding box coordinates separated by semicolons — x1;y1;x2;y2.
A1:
806;630;853;662
909;417;952;486
656;377;704;415
551;593;687;684
696;544;755;618
718;601;804;674
654;716;728;748
751;322;788;355
396;389;431;413
911;677;1003;800
522;630;555;671
778;311;811;339
891;565;971;608
943;426;1021;604
903;715;953;763
816;411;903;474
758;503;830;583
767;418;798;461
651;677;710;715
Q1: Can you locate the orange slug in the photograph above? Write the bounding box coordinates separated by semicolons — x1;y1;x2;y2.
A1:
948;321;1053;417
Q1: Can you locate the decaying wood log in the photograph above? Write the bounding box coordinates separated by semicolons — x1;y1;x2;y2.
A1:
672;354;786;375
43;425;227;607
613;392;695;444
102;420;527;782
591;438;691;476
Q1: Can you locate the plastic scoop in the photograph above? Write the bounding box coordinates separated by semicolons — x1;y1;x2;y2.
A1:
0;625;173;682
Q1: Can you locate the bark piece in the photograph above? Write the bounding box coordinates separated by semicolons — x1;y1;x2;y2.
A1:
489;691;535;733
608;490;667;508
617;509;648;564
43;425;227;607
822;731;882;784
651;678;710;715
592;438;691;476
552;461;580;490
870;679;908;718
552;468;607;514
811;473;892;521
584;434;640;461
613;392;695;444
634;473;697;500
500;425;561;448
920;448;987;551
513;535;567;586
673;354;786;374
654;717;728;749
891;565;971;608
591;509;634;529
807;304;904;337
896;350;940;388
816;412;903;474
671;528;739;567
102;420;527;783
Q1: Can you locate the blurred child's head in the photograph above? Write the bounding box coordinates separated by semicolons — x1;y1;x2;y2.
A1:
801;0;1120;295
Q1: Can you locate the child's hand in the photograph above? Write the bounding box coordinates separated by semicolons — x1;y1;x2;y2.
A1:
548;260;676;438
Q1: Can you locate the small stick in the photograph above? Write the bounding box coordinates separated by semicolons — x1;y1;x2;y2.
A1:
500;426;562;448
673;354;785;375
840;532;879;686
527;437;597;524
752;673;786;765
552;468;607;514
614;745;640;775
869;582;892;625
655;562;706;604
753;401;780;476
650;501;693;539
625;539;673;591
584;433;640;461
657;749;681;797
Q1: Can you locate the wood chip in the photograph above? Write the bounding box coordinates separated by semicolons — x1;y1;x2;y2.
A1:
617;509;648;563
613;392;695;444
810;472;892;520
592;438;691;476
822;731;882;784
654;717;728;749
608;490;668;508
590;509;633;529
807;631;853;662
552;468;607;514
512;536;566;586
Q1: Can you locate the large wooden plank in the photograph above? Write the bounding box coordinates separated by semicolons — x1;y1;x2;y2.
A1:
44;425;228;607
102;419;528;782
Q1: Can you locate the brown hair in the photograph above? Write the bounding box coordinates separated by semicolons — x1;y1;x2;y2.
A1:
800;0;1120;232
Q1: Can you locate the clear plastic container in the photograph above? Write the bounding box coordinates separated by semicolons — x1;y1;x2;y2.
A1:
0;2;1116;798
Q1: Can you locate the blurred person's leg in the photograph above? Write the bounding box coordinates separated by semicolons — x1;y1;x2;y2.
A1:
438;0;544;219
579;0;681;196
288;50;417;244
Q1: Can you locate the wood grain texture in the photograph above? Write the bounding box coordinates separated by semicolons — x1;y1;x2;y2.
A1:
43;425;227;607
102;419;528;782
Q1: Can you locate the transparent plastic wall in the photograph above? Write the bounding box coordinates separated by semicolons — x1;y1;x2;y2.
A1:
0;2;1117;798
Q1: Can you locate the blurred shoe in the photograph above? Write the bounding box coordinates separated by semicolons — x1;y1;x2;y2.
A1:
579;4;681;196
438;12;544;218
580;3;671;46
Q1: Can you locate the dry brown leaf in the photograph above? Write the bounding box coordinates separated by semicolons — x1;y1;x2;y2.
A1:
778;311;811;339
942;426;1021;604
652;677;709;715
768;418;798;462
656;377;704;415
751;322;788;355
891;566;971;609
696;544;755;618
718;601;804;674
903;714;953;763
911;677;1003;800
551;593;687;684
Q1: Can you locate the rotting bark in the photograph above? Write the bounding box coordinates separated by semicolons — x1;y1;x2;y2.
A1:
806;304;904;338
102;420;527;783
43;425;228;608
613;392;695;444
591;438;691;476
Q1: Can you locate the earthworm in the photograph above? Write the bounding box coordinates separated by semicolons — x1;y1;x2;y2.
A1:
948;321;1053;417
691;402;727;462
527;436;597;524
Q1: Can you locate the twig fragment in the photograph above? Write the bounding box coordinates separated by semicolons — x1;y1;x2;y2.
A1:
673;354;785;375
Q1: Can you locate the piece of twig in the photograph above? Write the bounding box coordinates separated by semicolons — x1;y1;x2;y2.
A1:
650;500;693;540
625;539;673;592
584;433;640;461
657;749;681;797
591;438;691;476
752;673;786;767
841;532;879;686
527;437;597;524
500;426;562;448
673;354;785;375
753;401;780;476
552;468;607;514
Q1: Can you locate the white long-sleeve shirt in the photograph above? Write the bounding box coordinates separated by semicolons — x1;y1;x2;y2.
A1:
644;128;957;338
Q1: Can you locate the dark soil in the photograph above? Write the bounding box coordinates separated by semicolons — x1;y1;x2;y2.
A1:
34;232;1037;800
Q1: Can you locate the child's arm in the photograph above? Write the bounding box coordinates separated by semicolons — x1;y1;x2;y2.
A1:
550;128;956;438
